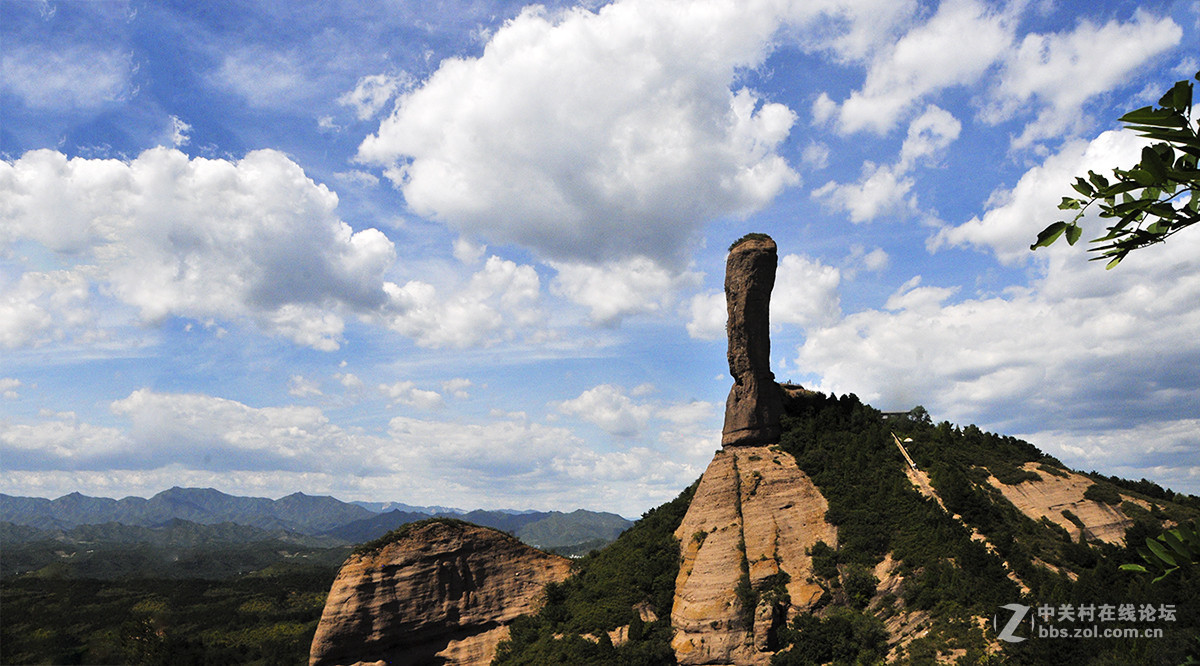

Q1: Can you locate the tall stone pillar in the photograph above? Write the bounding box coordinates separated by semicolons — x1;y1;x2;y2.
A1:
721;235;783;447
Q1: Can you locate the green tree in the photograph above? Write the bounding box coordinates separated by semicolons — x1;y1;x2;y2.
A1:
1032;72;1199;268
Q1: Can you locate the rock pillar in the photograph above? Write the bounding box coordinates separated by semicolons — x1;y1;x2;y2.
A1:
721;235;782;447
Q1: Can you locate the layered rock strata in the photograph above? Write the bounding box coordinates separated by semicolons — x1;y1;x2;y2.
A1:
986;462;1138;545
309;520;572;666
722;236;784;447
671;446;837;665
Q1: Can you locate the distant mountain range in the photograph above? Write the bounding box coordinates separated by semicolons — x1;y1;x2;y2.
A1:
350;500;467;515
0;487;634;555
0;487;374;533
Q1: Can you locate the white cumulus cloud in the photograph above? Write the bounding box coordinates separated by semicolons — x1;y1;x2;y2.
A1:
551;257;700;326
814;105;960;222
558;384;656;438
357;0;800;265
383;255;544;348
379;381;445;410
1;148;397;350
0;270;94;349
834;0;1011;135
338;72;412;120
1;378;22;400
931;129;1149;264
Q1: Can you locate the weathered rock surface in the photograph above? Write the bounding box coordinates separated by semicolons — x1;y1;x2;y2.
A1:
722;236;784;447
671;446;837;665
309;520;572;666
986;462;1137;545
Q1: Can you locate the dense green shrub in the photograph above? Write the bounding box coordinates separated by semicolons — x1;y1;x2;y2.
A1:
1083;482;1123;506
493;482;698;664
728;232;773;251
770;607;888;665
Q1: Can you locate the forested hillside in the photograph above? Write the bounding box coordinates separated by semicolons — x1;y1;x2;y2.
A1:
494;391;1200;664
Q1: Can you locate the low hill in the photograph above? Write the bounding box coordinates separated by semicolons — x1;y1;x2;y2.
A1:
325;507;633;553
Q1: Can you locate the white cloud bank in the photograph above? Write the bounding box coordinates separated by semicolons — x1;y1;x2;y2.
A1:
1;148;557;351
1;148;394;350
357;0;800;267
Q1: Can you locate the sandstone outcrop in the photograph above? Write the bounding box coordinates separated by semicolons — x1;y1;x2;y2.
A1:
986;462;1138;545
309;519;572;666
671;446;837;665
722;235;784;447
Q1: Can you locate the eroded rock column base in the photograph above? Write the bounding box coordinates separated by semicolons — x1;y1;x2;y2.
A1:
671;446;837;665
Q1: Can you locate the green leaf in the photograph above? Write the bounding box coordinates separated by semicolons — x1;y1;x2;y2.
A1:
1177;523;1199;544
1158;80;1193;113
1143;145;1169;182
1065;224;1082;245
1128;169;1157;187
1072;177;1095;197
1161;530;1192;559
1058;197;1082;210
1088;170;1110;189
1147;538;1179;566
1120;107;1187;127
1031;222;1068;250
1120;563;1149;573
1152;569;1180;584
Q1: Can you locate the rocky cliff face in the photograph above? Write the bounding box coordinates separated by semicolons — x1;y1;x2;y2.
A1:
671;445;837;665
722;235;784;447
986;463;1139;545
309;520;571;666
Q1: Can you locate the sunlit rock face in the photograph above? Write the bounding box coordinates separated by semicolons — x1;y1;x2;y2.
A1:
671;446;837;664
309;520;571;666
722;235;783;447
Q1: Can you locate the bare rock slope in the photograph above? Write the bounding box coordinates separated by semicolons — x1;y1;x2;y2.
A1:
672;445;837;665
309;520;571;666
986;462;1140;545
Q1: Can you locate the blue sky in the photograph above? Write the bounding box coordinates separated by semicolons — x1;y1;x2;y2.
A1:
1;0;1197;517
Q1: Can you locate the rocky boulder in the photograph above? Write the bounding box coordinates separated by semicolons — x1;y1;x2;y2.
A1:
309;519;572;666
722;234;784;447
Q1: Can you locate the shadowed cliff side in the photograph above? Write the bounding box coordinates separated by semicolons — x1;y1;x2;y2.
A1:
309;519;571;666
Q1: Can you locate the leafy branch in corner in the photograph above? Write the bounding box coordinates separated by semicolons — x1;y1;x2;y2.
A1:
1120;522;1200;582
1032;71;1200;269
